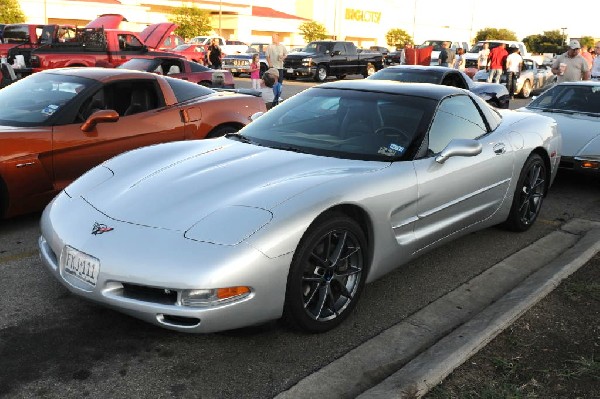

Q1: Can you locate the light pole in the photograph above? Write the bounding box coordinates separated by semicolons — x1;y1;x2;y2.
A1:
561;27;567;45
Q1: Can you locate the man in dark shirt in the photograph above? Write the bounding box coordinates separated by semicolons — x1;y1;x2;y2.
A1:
438;41;454;67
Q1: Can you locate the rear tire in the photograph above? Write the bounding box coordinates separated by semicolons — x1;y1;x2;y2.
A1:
282;212;368;333
502;153;547;231
206;125;239;138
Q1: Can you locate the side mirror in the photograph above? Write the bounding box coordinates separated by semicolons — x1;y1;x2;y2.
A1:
435;139;482;164
81;109;119;132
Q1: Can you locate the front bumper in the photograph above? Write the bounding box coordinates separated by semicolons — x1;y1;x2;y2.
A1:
39;192;291;333
559;155;600;175
284;66;315;78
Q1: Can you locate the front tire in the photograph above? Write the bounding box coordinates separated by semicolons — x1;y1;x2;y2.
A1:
283;213;368;333
503;153;547;231
520;80;532;98
314;65;327;82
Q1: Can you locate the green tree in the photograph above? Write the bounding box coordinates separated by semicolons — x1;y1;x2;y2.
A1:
579;36;595;50
523;30;564;53
385;28;413;50
168;7;212;40
474;28;517;42
0;0;26;24
298;21;328;43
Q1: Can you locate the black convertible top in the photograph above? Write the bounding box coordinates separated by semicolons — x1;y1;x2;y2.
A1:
315;79;467;100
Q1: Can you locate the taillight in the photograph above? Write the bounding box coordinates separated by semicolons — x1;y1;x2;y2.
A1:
30;55;40;68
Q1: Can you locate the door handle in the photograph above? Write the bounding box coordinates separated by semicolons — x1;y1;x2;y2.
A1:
493;143;506;154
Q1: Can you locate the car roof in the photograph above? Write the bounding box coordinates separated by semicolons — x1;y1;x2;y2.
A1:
41;67;157;82
314;79;467;99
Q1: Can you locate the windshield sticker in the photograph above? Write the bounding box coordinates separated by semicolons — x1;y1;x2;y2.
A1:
42;104;59;116
378;143;405;157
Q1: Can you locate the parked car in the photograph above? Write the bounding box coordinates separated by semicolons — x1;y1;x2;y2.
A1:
0;67;266;218
118;57;235;88
39;80;560;334
473;58;556;98
384;50;403;66
170;43;206;63
368;65;510;108
221;43;269;77
518;81;600;175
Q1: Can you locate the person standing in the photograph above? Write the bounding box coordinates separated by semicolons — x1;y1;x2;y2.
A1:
266;33;288;83
438;41;454;67
250;53;261;90
477;42;490;70
487;43;508;84
453;48;466;71
551;40;590;83
505;44;523;98
580;44;593;70
591;42;600;80
207;38;222;70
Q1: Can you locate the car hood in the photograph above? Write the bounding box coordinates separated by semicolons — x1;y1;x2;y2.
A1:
470;81;506;94
85;14;127;29
140;23;178;50
80;139;387;231
518;108;600;156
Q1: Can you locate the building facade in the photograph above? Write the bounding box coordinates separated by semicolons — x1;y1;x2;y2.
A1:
14;0;468;49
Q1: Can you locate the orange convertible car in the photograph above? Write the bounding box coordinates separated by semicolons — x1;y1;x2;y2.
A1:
0;67;266;218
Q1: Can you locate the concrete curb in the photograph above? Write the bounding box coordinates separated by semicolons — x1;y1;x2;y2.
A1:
275;219;600;399
359;226;600;398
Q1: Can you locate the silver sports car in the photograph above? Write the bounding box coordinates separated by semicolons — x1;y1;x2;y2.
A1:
518;81;600;175
39;81;561;333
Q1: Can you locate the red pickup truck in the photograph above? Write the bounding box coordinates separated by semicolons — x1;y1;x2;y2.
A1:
8;14;181;76
0;23;76;61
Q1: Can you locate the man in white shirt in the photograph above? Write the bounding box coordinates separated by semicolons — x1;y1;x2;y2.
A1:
505;44;523;99
477;42;490;70
266;33;288;83
591;41;600;81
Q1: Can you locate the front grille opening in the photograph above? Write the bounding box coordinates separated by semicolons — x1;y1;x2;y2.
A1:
122;283;177;305
559;159;575;169
161;315;200;327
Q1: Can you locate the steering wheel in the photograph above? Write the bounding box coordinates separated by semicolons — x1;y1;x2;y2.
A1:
374;126;412;143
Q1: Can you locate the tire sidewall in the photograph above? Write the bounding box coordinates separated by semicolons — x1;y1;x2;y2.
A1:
283;213;368;332
504;153;546;231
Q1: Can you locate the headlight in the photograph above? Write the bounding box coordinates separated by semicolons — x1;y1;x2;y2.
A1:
302;57;312;66
180;286;251;307
185;206;272;245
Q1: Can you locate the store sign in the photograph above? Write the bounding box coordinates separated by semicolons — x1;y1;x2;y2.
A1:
345;8;381;24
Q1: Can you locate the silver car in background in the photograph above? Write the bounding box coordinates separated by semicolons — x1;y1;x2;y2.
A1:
518;81;600;175
39;81;561;334
473;58;556;98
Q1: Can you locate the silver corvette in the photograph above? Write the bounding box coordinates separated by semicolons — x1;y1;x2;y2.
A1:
518;81;600;175
39;81;561;333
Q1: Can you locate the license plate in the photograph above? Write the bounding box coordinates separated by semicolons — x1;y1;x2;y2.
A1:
62;246;100;287
287;68;293;74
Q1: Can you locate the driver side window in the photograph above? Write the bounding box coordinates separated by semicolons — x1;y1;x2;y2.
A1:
426;95;488;154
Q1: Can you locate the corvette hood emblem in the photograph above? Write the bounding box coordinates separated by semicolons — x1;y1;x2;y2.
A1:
92;222;114;235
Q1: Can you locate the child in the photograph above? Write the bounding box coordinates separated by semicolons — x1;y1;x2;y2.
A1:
262;67;282;109
250;53;261;90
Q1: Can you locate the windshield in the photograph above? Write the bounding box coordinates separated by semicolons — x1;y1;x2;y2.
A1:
236;87;436;161
469;42;505;53
303;42;328;54
2;25;31;43
368;68;443;84
173;44;192;51
527;84;600;114
117;58;158;72
0;73;94;126
419;41;445;51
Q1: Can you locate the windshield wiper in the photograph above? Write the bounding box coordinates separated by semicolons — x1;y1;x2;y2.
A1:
225;132;255;144
269;145;310;154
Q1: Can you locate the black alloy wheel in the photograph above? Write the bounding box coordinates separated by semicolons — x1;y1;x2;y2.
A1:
283;213;367;333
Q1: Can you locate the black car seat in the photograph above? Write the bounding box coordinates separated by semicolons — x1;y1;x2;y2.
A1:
124;88;151;116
